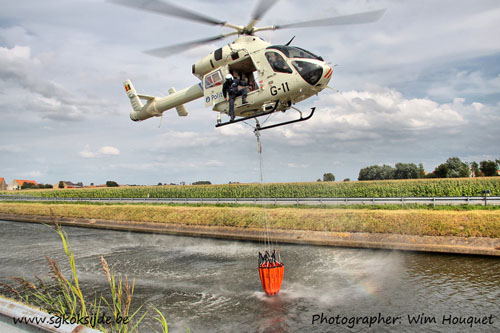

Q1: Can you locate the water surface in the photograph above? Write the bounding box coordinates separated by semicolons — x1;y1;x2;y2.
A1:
1;220;499;332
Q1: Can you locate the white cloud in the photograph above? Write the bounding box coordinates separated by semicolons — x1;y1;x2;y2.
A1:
79;145;96;158
287;163;309;169
25;171;42;178
79;145;120;158
320;87;464;132
98;146;120;155
151;131;220;151
0;145;25;153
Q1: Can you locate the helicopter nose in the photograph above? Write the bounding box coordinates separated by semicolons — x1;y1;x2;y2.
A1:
323;64;333;84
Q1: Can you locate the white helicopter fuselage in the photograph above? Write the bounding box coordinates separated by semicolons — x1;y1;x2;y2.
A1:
125;35;333;122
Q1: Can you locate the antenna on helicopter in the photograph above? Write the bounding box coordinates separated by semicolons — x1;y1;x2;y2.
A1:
285;36;295;46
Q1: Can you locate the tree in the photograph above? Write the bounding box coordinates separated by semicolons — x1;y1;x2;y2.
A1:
21;182;36;189
431;157;469;178
470;162;480;177
418;163;426;178
58;181;64;189
343;178;350;182
323;173;335;182
446;157;470;177
480;160;498;177
394;163;419;179
432;163;449;178
192;181;211;185
106;181;119;187
358;165;394;181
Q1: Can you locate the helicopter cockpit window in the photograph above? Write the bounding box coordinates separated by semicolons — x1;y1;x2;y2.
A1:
204;70;223;89
292;61;323;85
267;45;322;61
265;52;293;74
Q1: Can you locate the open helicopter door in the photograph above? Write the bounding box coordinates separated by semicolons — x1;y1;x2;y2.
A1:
203;68;228;107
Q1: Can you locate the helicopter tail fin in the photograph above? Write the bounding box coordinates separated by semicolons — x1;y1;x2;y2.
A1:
168;87;188;116
123;80;144;112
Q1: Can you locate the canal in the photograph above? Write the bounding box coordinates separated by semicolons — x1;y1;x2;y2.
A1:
0;220;499;332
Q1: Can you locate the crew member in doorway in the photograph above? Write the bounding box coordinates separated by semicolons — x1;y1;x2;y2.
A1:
222;73;249;121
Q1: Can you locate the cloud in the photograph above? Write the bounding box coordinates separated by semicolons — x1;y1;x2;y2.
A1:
266;87;469;144
0;145;25;153
79;145;120;158
25;171;42;178
98;146;120;155
427;70;500;100
287;163;309;169
151;131;220;151
0;44;118;122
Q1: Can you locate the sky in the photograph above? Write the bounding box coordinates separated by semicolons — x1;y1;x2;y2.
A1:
1;0;499;186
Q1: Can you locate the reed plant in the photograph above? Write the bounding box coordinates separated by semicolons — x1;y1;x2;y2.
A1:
2;213;168;332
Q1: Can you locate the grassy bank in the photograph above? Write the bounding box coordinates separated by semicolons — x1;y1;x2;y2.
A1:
2;202;500;238
2;177;499;198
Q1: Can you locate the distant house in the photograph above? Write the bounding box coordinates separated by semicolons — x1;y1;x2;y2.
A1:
58;181;84;189
0;177;7;191
8;179;38;190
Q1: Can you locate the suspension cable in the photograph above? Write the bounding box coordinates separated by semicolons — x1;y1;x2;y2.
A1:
254;123;272;252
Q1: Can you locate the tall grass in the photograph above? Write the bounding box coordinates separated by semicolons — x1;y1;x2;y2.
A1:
2;202;500;237
2;213;168;332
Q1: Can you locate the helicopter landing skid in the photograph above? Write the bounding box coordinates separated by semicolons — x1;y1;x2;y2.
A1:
215;101;280;128
215;102;316;131
255;106;315;131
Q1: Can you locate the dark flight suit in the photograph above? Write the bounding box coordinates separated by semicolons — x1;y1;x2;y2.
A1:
222;78;248;121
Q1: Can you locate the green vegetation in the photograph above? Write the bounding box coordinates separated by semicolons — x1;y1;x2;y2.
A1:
21;183;53;190
431;157;470;178
480;160;499;176
2;200;500;210
1;202;500;238
3;177;499;198
322;173;335;181
2;217;168;332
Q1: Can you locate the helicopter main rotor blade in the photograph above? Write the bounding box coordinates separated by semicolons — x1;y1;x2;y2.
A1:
109;0;226;26
145;32;238;57
246;0;279;31
271;8;386;30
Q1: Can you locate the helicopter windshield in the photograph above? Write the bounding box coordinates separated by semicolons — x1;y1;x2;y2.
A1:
266;45;323;61
265;52;293;74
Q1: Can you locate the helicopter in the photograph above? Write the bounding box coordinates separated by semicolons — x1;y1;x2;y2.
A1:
113;0;385;131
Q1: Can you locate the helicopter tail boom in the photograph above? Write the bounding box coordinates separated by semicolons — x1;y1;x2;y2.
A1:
124;80;203;121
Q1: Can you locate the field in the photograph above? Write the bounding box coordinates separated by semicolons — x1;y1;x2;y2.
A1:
1;202;500;238
2;177;499;198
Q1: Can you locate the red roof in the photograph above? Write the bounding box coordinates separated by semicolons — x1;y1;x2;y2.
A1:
15;179;38;186
0;177;4;183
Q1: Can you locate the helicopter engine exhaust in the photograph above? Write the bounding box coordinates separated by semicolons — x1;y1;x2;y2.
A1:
124;80;203;121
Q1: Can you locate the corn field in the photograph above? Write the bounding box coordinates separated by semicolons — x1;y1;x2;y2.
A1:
4;178;499;199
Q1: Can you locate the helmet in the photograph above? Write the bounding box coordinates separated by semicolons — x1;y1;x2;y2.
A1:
225;73;233;80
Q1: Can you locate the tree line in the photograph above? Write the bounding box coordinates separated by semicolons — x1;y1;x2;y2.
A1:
358;157;499;181
21;183;53;189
